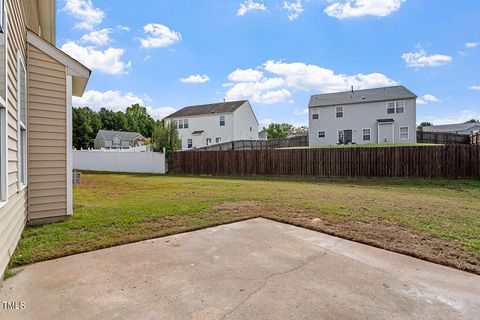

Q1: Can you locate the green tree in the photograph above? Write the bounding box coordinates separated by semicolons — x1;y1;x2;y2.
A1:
152;120;181;160
72;107;101;149
417;121;433;131
125;104;155;138
264;123;296;139
465;119;479;123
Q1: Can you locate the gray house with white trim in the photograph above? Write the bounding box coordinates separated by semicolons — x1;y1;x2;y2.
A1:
308;86;417;146
422;123;480;135
94;130;146;150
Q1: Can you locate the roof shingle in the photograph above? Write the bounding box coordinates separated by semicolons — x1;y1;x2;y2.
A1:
309;86;417;108
164;100;248;119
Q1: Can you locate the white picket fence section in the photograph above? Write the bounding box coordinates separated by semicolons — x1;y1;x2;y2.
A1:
73;150;166;174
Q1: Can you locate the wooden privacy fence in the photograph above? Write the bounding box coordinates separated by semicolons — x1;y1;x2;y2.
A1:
417;131;470;145
192;136;308;151
170;145;480;178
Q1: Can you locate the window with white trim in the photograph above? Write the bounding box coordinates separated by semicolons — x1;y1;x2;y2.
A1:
172;119;177;128
219;115;225;126
336;106;343;118
187;139;193;149
206;138;211;145
178;119;184;129
0;0;6;201
17;53;27;187
387;101;405;114
400;126;409;140
312;108;319;120
215;137;221;143
318;131;325;138
362;128;371;141
183;119;189;129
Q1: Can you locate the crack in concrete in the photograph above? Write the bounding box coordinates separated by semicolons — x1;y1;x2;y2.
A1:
222;254;321;319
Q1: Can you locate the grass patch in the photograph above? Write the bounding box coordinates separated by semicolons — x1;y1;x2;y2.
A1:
9;172;480;275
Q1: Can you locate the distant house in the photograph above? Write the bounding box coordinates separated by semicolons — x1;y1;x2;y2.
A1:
308;86;417;146
422;123;480;135
164;100;259;150
94;130;146;150
258;129;268;140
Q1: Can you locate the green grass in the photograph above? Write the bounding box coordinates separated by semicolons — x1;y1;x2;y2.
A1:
282;143;440;149
9;172;480;274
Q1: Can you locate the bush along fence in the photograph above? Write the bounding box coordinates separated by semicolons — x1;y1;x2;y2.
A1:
416;131;471;145
170;145;480;178
190;136;308;151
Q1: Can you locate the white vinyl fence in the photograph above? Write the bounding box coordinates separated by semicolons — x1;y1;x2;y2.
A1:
73;150;166;174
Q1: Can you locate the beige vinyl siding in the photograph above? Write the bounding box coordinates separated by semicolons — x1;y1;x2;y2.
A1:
21;0;40;34
27;44;67;221
0;0;32;275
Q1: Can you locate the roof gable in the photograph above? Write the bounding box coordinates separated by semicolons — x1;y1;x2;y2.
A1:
165;100;248;119
309;86;417;108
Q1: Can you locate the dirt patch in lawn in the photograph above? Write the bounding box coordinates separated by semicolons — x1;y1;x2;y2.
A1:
210;201;480;275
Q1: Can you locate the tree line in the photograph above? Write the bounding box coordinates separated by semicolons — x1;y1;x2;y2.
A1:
73;104;157;149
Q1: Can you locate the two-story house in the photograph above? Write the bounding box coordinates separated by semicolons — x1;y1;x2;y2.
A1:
308;86;417;147
164;100;259;150
94;130;146;150
0;0;91;277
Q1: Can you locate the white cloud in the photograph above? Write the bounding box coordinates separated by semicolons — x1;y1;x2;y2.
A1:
237;0;267;16
61;0;105;30
402;49;452;68
417;94;440;105
72;89;176;120
146;106;177;120
140;23;182;48
228;68;263;82
465;42;479;49
469;85;480;91
61;41;131;75
225;60;396;104
259;118;273;127
421;110;480;125
117;25;130;32
263;60;396;92
73;90;145;111
325;0;405;19
284;0;304;21
180;74;210;84
293;108;309;116
81;28;111;46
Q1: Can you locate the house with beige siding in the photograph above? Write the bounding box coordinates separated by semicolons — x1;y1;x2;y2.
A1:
0;0;91;277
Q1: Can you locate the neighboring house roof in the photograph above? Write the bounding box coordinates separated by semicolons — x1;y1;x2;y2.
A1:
309;86;417;108
422;123;480;134
96;130;144;141
165;100;248;118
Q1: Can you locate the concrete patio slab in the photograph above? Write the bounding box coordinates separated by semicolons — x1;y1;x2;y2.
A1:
1;218;479;320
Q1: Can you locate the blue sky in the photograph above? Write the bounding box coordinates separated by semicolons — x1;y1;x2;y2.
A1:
59;0;480;127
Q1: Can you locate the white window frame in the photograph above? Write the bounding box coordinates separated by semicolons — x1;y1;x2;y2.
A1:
215;137;221;144
0;1;7;204
187;139;193;149
183;119;189;129
318;131;325;138
178;119;184;129
219;115;225;126
336;106;343;118
387;101;405;114
17;52;27;189
362;128;371;141
399;126;409;140
338;130;344;144
312;108;319;120
206;138;211;146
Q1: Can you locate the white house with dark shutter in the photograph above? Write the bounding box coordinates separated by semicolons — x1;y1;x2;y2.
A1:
308;86;417;146
164;100;259;150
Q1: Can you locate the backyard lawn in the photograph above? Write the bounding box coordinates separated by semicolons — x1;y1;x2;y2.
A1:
10;172;480;274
